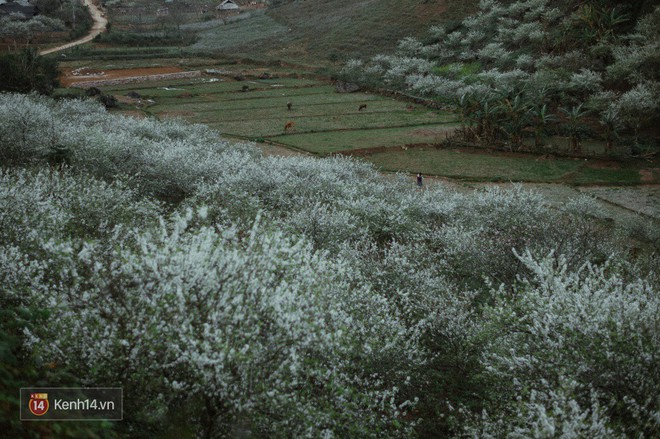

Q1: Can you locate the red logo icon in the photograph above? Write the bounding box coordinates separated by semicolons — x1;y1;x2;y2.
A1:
28;393;49;416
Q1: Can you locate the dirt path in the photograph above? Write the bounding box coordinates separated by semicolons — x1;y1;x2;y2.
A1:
39;0;107;56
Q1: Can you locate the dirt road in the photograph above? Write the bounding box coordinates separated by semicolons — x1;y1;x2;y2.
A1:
39;0;107;56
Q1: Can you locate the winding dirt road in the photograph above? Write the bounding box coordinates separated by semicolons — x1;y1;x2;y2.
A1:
39;0;107;55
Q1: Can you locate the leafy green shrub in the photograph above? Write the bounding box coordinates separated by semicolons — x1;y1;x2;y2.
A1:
0;49;59;95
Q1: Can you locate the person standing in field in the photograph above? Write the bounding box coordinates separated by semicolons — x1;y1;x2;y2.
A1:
417;173;423;187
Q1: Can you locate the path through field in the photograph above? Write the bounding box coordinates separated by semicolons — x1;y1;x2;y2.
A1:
39;0;107;56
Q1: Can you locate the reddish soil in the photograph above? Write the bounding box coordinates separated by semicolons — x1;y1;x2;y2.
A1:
639;169;656;183
60;66;185;87
415;0;447;18
585;160;622;170
409;127;454;138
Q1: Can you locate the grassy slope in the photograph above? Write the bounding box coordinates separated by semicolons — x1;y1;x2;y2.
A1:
193;0;479;65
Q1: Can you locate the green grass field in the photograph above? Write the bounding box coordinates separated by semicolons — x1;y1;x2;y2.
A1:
366;148;646;184
108;76;459;140
274;125;458;154
94;73;655;186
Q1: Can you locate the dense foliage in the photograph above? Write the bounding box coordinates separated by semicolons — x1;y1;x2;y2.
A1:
0;14;64;49
0;93;658;438
341;0;660;156
0;49;59;95
34;0;94;39
0;0;91;48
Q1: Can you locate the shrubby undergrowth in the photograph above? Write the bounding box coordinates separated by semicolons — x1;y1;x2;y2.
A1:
1;94;658;438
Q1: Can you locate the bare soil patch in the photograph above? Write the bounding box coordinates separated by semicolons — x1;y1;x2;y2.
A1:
409;127;454;138
415;0;447;18
586;160;622;170
60;66;186;87
639;169;656;183
114;95;140;104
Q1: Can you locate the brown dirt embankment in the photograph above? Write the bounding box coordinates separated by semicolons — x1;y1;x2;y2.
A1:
60;67;199;88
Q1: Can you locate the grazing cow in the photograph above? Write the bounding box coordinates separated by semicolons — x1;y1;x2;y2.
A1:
358;104;367;111
284;121;295;131
287;101;292;111
241;85;250;92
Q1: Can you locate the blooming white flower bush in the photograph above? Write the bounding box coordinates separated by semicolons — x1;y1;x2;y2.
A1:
340;1;660;152
608;81;660;131
0;14;65;47
24;213;418;437
607;6;660;84
464;386;618;439
1;93;657;437
476;250;659;437
568;69;604;95
0;93;55;162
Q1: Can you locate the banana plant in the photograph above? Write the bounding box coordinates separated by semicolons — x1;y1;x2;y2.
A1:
456;92;480;141
496;92;532;149
561;104;589;154
474;98;500;144
574;3;629;43
600;109;623;155
531;104;556;151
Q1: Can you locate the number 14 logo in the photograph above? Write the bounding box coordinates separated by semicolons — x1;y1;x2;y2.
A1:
29;393;49;416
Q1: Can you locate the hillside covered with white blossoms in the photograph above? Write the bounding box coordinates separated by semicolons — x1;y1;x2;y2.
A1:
341;0;659;155
1;92;658;437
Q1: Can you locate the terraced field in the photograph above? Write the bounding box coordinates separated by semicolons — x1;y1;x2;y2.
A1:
105;75;458;152
98;73;657;186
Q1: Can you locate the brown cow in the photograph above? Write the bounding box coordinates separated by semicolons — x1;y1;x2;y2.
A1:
287;101;292;111
284;121;295;131
358;104;367;111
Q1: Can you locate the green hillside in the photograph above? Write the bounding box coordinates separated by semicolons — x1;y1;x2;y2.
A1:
191;0;480;64
341;0;659;157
